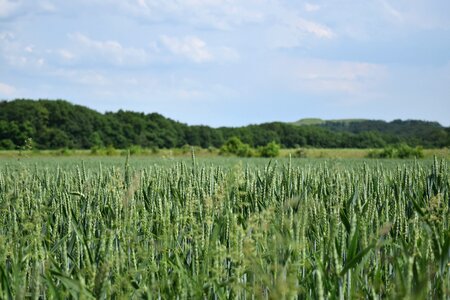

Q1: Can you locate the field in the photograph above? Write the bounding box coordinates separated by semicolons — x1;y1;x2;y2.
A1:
0;147;449;160
0;156;449;299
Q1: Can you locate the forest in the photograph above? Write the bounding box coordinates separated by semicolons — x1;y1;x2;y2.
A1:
0;99;449;150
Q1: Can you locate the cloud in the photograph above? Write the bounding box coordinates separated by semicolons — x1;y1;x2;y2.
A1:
268;16;335;49
103;0;265;30
46;68;111;88
68;32;149;65
160;35;213;63
58;49;74;60
38;1;56;13
296;18;334;39
273;58;387;96
0;30;47;69
0;0;21;19
0;82;16;96
304;3;321;12
159;35;239;63
379;0;403;21
0;0;56;20
0;31;14;41
376;0;450;30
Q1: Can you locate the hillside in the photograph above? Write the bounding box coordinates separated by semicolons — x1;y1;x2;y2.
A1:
293;118;448;147
0;99;449;149
292;118;369;126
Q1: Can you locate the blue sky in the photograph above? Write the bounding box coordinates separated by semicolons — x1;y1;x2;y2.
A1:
0;0;449;126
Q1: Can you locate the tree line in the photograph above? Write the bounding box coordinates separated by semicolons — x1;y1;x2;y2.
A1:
0;99;449;150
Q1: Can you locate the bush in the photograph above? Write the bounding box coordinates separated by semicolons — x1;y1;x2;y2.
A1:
150;147;160;154
396;144;424;159
292;148;307;158
181;144;191;154
57;148;71;156
220;137;254;157
128;145;143;155
207;146;217;153
0;139;16;150
368;144;424;159
368;147;395;158
90;145;101;155
259;141;280;158
105;145;118;156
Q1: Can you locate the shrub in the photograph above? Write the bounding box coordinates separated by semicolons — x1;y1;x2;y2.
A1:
367;144;424;159
128;145;143;155
259;141;280;157
105;145;118;156
181;144;191;154
57;148;71;156
220;137;254;157
396;144;424;159
90;145;101;155
292;148;308;158
0;139;15;150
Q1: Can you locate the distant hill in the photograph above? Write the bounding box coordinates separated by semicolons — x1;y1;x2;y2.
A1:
292;118;369;126
0;99;449;149
291;118;447;147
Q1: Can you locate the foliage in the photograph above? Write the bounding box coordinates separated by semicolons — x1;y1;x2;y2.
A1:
127;145;143;155
368;144;424;159
0;157;448;298
0;139;15;150
258;141;280;157
0;99;449;150
219;136;254;157
90;145;117;156
292;147;308;158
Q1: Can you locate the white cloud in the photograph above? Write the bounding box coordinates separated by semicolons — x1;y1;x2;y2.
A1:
376;0;450;30
0;82;16;96
24;45;34;53
304;3;320;12
160;35;213;63
379;0;403;21
0;30;46;69
159;35;239;63
268;15;335;49
273;58;387;96
58;49;74;60
0;31;14;41
296;18;334;39
69;32;149;65
38;1;56;12
0;0;57;20
0;0;21;19
49;69;110;86
105;0;265;30
5;55;45;68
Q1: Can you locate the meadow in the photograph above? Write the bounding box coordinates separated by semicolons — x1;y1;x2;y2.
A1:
0;156;449;299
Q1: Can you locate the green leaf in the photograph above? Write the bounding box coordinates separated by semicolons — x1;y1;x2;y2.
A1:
0;265;13;300
340;243;375;277
340;211;351;234
348;227;360;260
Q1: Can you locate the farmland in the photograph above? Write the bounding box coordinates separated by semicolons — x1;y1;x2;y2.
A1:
0;156;449;299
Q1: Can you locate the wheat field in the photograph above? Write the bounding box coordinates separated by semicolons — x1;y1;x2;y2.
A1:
0;157;449;299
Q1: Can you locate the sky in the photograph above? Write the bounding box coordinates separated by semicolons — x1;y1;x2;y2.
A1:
0;0;449;127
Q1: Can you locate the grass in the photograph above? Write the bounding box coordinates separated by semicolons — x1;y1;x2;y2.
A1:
284;148;450;159
0;147;449;159
0;156;449;298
